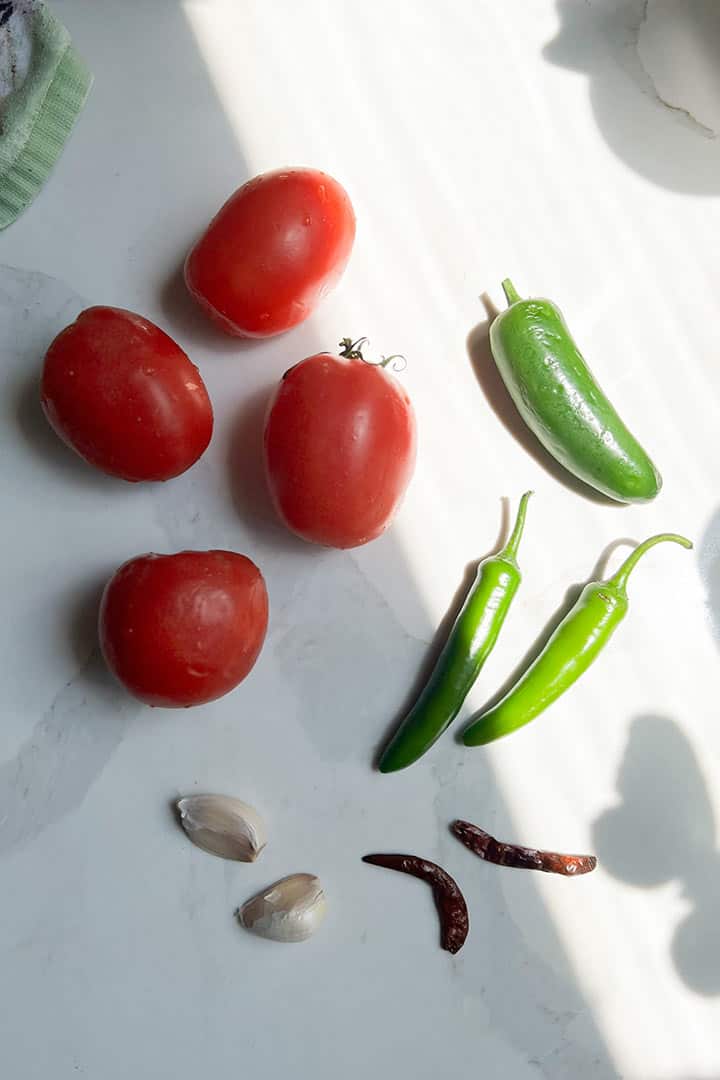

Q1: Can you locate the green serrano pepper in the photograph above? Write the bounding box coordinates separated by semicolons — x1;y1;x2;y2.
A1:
379;492;532;773
462;532;692;747
490;280;662;503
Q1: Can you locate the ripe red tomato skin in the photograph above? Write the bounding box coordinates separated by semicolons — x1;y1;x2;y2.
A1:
41;306;213;482
185;168;356;338
264;352;417;549
99;551;269;708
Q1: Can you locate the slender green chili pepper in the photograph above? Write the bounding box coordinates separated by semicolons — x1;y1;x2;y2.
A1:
489;279;662;503
379;492;532;773
462;533;692;747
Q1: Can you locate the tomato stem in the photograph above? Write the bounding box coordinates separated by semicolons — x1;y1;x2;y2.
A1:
379;354;407;373
338;334;405;373
338;336;369;359
338;337;407;372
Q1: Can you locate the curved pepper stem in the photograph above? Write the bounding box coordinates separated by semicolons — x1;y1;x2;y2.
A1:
608;533;692;593
501;278;522;306
501;490;533;561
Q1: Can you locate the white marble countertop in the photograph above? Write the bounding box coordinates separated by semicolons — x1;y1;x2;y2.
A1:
2;2;720;1077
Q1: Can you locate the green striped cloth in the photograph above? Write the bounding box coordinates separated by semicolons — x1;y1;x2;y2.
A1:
0;1;92;229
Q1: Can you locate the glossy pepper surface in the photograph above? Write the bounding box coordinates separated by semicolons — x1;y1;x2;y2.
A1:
462;533;692;746
490;280;661;503
379;492;532;772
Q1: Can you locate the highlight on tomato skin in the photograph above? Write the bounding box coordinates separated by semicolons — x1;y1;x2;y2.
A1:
263;344;417;549
184;167;356;338
99;550;269;708
40;306;213;482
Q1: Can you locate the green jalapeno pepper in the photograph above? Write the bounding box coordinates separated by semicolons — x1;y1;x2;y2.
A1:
490;280;662;503
462;532;692;747
379;492;532;773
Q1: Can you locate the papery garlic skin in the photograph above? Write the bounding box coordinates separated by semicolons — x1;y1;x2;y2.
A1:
239;873;326;942
176;795;267;862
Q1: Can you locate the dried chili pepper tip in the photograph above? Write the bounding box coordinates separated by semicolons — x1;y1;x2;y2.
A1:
362;853;469;954
451;820;597;877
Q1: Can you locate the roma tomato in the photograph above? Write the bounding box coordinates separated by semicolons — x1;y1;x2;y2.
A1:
41;307;213;482
185;168;355;338
264;340;416;549
99;550;268;708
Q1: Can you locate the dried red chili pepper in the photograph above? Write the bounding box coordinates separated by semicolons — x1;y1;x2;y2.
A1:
362;853;469;954
452;820;596;877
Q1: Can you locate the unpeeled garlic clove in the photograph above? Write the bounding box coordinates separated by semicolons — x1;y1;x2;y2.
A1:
239;873;326;942
176;794;267;862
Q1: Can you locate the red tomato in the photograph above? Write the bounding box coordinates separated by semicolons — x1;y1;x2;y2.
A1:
185;168;355;338
99;550;268;708
263;347;416;548
41;307;213;482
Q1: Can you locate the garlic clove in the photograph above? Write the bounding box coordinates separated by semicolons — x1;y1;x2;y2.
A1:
176;794;267;862
239;873;326;942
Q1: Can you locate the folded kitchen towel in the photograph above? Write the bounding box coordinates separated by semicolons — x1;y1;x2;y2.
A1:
0;0;91;229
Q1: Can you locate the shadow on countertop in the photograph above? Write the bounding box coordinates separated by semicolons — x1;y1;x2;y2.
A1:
594;713;720;996
699;505;720;647
590;443;720;1003
543;0;720;194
